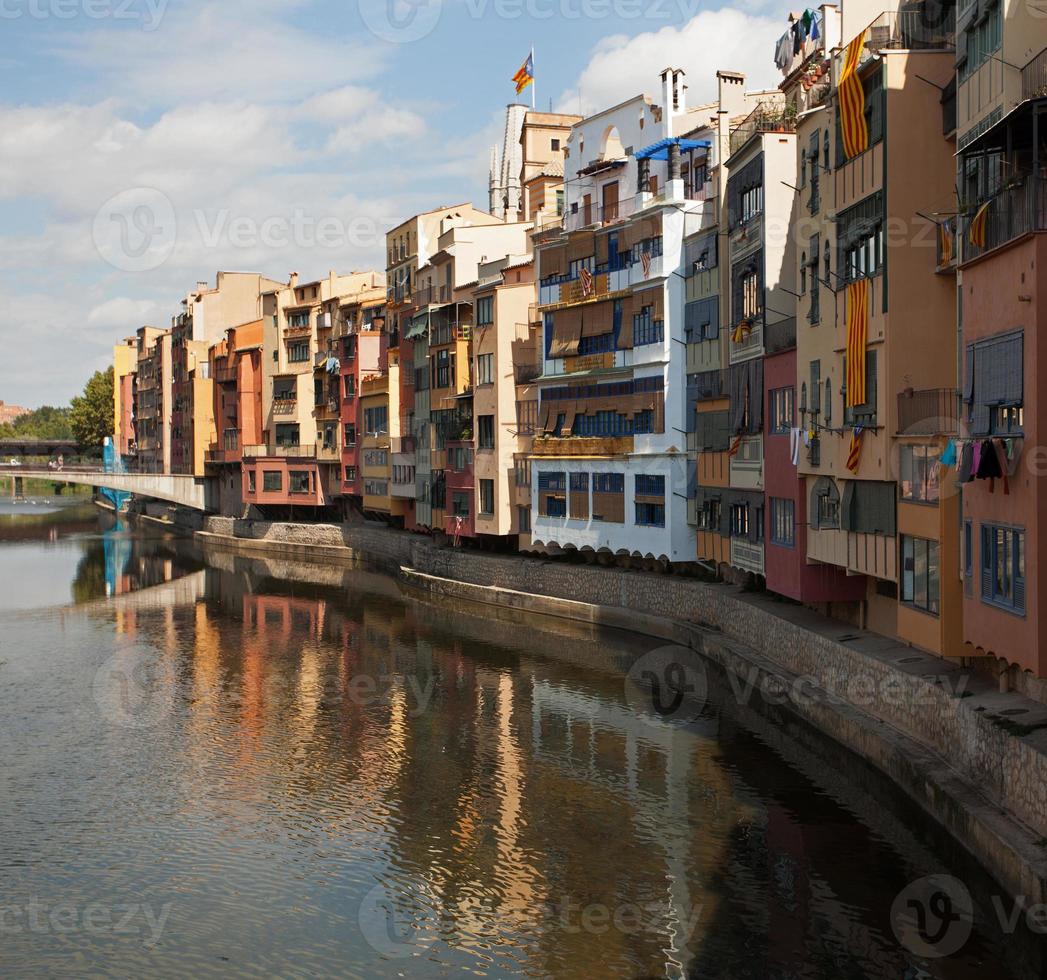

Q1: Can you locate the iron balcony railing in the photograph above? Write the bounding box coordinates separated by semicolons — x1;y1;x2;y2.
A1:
561;195;637;233
962;177;1047;263
1022;45;1047;100
729;100;793;156
243;444;317;459
897;388;960;436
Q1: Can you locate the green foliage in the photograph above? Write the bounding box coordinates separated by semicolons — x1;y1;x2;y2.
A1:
0;405;73;440
69;367;114;447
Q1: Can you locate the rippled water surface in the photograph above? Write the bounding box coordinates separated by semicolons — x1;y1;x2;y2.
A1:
0;503;1038;978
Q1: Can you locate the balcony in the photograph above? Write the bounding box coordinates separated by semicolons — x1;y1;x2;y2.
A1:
272;398;297;416
961;178;1047;263
729;435;763;490
361;374;388;395
1022;46;1047;101
317;444;340;462
728;321;764;363
243;444;318;459
562;195;637;233
531;435;633;457
729;100;794;158
730;537;765;576
832;7;954;84
897;388;960;436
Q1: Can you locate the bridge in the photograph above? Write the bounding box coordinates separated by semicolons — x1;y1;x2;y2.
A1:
0;438;98;459
5;465;209;510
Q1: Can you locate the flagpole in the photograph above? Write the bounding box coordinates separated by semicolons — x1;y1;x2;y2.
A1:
531;46;535;109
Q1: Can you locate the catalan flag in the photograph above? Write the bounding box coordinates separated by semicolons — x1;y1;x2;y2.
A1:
968;200;990;248
640;249;652;278
512;50;534;95
579;267;594;297
838;30;869;160
727;434;744;458
938;218;954;266
846;426;864;473
731;319;752;345
845;278;869;408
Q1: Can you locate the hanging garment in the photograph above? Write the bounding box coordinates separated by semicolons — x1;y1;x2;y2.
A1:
975;440;1002;486
775;33;792;69
971;441;983;476
957;442;975;483
789;427;801;466
939;439;957;467
1004;438;1024;477
793;23;802;55
810;11;820;40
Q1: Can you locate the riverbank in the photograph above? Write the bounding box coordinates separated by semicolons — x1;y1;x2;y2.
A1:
159;506;1047;904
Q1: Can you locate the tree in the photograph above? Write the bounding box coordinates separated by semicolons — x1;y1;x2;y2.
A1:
0;405;73;440
69;367;114;447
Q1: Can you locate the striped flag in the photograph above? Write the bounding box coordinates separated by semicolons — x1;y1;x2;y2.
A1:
968;200;990;248
640;249;652;278
846;426;864;473
512;51;534;95
731;319;752;345
727;434;744;458
938;219;954;265
579;267;594;297
838;30;869;160
845;278;869;407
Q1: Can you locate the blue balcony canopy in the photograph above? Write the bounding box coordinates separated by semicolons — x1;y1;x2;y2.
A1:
635;137;711;161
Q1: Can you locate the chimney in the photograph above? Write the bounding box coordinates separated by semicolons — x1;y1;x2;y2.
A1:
661;68;674;138
289;272;299;288
673;69;687;115
716;70;746;119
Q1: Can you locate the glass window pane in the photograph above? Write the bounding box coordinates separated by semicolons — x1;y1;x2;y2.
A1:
902;536;914;602
928;542;940;614
914;539;928;610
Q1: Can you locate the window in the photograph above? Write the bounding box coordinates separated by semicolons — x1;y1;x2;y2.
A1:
901;536;940;615
273;378;296;401
809;361;821;416
448;446;472;471
344;466;356;482
844;350;877;425
516;400;538;434
569;472;589;520
476;352;494;385
287;311;310;328
476;296;494;326
363;449;388;467
838;192;885;282
964;520;973;578
981;524;1025;613
344;375;356;398
990;406;1023;434
730;503;749;537
517;505;531;533
824;380;833;426
900;445;940;503
364;479;389;496
476;415;495;450
633;306;663;346
538;471;567;518
770;498;795;547
812;478;840;529
740;183;763;223
479;479;495;515
432;348;455;389
289;470;311;494
514;458;531;489
808;237;821;323
364;405;388;435
344;423;356;446
697;497;720;532
555;189;564;216
551;138;560;151
634;410;654;434
392;464;414;484
275;423;300;447
770;387;795;434
959;1;1001;82
287;340;310;362
634;474;665;527
262;471;282;492
247;469;256;492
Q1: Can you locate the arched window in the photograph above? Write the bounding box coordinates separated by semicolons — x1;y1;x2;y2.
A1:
823;246;831;285
810;476;840;529
824;379;833;426
600;126;624;161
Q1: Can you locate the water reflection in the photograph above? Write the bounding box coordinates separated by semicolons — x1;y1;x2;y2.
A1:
0;514;1040;979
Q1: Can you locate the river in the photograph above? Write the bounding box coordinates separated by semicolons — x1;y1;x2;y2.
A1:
0;500;1040;978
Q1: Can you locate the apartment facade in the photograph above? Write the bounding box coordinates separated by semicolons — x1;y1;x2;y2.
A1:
113;337;138;461
530;70;716;565
956;0;1047;681
133;326;172;474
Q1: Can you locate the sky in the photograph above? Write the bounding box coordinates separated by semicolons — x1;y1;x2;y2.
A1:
0;0;783;409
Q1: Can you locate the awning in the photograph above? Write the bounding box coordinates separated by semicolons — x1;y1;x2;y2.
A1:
635;138;711;161
405;312;429;339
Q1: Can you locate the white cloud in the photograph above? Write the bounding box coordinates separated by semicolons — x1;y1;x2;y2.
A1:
558;8;783;116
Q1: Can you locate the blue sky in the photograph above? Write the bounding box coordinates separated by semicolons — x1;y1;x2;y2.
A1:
0;0;781;408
